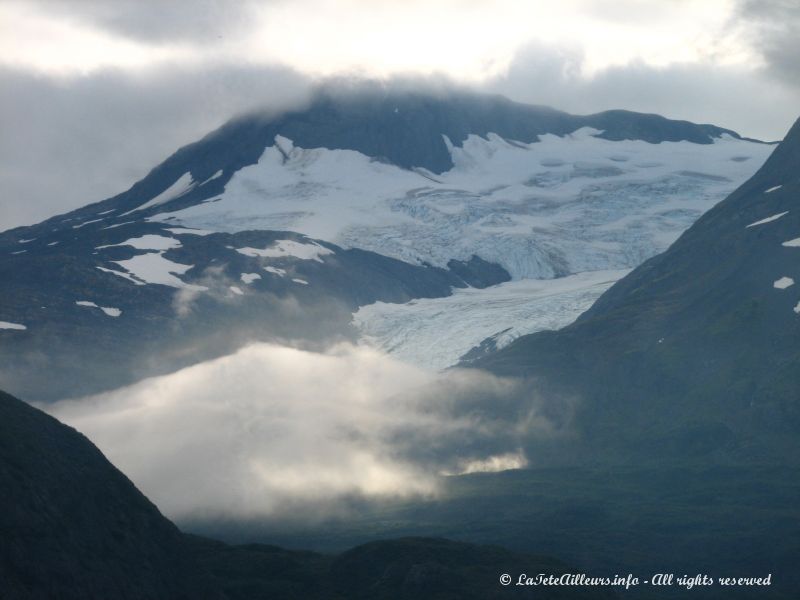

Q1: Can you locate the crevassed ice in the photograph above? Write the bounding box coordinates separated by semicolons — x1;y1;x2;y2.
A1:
353;269;629;370
161;130;772;280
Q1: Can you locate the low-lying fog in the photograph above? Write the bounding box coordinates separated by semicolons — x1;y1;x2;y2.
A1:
46;342;564;522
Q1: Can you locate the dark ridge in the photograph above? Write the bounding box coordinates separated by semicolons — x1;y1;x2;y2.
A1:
0;390;222;599
1;389;614;600
472;116;800;465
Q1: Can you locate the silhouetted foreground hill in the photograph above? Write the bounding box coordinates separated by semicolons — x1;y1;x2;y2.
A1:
1;390;614;599
0;390;223;599
189;535;617;600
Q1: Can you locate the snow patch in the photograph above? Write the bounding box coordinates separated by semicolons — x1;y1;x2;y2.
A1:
782;238;800;248
122;172;195;216
229;286;244;295
97;235;182;252
102;221;136;230
73;218;105;229
236;239;333;262
240;273;261;284
292;278;309;285
112;253;206;290
747;211;788;228
76;300;122;317
765;185;782;193
264;266;286;277
96;266;144;285
202;169;223;183
0;321;26;330
774;277;795;289
163;227;214;236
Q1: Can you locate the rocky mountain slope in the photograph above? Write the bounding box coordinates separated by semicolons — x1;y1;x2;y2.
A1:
474;116;800;464
0;87;773;402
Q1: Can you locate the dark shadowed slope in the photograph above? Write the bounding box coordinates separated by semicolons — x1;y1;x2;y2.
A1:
474;116;800;464
1;389;615;600
0;390;222;600
188;535;617;600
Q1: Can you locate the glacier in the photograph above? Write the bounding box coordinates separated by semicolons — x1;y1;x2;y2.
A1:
157;129;772;280
353;269;629;370
139;128;771;368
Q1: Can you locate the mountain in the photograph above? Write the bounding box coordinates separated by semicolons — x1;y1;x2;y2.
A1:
472;116;800;464
1;388;616;600
0;86;774;401
0;389;222;599
189;535;617;600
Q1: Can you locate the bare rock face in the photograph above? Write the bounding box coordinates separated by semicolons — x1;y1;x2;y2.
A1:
476;117;800;465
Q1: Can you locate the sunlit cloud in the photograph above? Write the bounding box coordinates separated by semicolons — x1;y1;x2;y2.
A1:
46;342;544;521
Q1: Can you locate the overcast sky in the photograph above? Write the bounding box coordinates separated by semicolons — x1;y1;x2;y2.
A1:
2;0;799;229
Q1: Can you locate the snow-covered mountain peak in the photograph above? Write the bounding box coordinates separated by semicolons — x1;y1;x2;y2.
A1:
153;129;773;279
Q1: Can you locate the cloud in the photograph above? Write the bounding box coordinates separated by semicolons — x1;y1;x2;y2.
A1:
26;0;262;44
734;0;800;86
46;343;559;522
482;42;800;140
2;1;798;231
0;64;312;229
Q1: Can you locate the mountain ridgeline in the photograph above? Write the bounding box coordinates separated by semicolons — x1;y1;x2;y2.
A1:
0;87;760;403
1;86;746;234
473;116;800;464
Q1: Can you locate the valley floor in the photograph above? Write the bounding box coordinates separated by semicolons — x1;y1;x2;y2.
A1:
185;465;800;600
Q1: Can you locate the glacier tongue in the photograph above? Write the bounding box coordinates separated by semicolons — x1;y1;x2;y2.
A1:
352;269;630;370
135;128;773;369
160;129;772;280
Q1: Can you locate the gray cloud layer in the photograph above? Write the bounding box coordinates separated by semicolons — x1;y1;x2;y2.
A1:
2;2;799;230
482;41;798;142
0;65;311;230
735;0;800;86
28;0;262;43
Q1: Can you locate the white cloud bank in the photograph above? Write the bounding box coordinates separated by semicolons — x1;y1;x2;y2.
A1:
47;342;543;522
